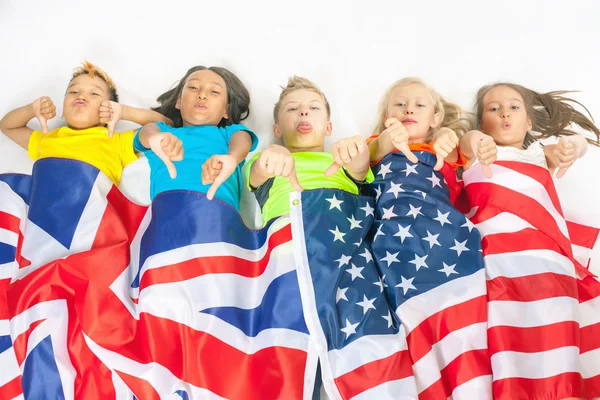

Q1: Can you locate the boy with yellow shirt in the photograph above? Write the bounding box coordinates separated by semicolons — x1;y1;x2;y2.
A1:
247;76;374;225
0;61;171;185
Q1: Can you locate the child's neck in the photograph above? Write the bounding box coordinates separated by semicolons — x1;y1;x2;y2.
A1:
287;145;325;153
66;123;100;131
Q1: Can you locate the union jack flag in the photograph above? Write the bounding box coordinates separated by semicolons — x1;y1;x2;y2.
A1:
0;158;316;399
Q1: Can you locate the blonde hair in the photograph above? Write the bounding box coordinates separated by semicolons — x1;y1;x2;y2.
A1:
273;76;331;122
71;60;118;102
475;82;600;147
374;77;472;140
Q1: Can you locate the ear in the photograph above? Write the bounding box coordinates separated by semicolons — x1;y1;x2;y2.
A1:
430;112;442;129
527;116;532;131
175;96;181;110
273;123;282;139
223;104;229;120
325;121;333;136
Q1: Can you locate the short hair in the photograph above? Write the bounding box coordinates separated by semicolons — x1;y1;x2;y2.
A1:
71;60;118;102
273;76;331;122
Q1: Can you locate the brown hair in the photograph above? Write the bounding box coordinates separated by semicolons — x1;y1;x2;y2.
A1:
475;82;600;147
71;60;118;102
374;77;472;140
152;65;250;128
273;76;331;122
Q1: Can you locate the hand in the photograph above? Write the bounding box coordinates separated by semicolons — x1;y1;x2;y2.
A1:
383;117;418;163
148;132;183;179
201;154;240;200
432;128;459;171
469;130;497;178
254;144;303;191
553;136;588;178
32;96;56;134
99;100;122;137
325;135;370;179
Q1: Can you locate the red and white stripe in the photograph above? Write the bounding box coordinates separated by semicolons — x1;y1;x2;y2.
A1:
397;268;492;400
290;192;417;400
464;161;600;399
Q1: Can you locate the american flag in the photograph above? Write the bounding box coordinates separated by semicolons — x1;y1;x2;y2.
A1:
364;152;493;400
464;160;600;400
0;158;315;399
289;189;418;399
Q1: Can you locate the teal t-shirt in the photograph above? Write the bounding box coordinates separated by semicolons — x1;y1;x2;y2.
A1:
135;122;258;210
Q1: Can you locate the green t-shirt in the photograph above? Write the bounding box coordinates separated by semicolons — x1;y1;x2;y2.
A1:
246;152;374;224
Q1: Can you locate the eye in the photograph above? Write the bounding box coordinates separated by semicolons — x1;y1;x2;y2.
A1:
310;106;320;110
287;107;297;112
211;90;220;95
511;105;520;110
417;104;426;108
68;90;78;94
488;107;499;112
187;85;198;90
91;92;100;96
395;103;405;107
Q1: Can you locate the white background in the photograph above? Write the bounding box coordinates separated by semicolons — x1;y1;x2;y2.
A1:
0;0;599;267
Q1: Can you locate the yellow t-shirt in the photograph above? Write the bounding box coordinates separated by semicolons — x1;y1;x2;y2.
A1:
28;126;137;185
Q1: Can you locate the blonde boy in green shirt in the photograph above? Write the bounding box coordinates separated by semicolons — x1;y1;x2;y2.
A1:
247;76;374;224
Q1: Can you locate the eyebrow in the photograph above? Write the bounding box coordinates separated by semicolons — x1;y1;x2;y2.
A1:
284;99;323;106
67;83;106;92
187;79;224;88
486;98;523;105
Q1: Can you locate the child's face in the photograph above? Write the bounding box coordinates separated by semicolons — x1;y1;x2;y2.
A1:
274;89;332;151
480;85;532;148
63;74;110;129
386;83;440;142
176;69;229;127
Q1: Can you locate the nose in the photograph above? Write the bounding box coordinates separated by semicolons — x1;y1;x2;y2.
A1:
405;104;415;115
300;105;309;116
501;110;510;119
197;90;208;100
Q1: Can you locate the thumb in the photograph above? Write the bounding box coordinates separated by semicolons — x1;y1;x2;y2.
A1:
556;167;568;179
324;161;341;177
206;167;228;200
288;168;304;192
39;115;48;134
482;164;493;179
154;146;177;179
398;142;418;163
433;153;445;171
107;118;117;138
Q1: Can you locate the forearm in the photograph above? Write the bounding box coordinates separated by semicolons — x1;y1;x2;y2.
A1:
121;105;173;126
138;123;161;148
249;161;271;189
0;103;35;132
368;132;395;162
459;130;480;160
344;164;369;181
229;131;253;164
